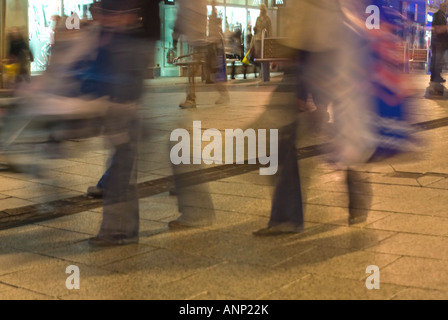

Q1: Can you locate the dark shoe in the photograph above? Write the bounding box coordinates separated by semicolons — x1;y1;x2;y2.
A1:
88;235;139;247
168;219;213;230
431;76;446;83
87;186;103;198
168;220;193;230
253;225;303;237
348;212;368;225
168;186;177;196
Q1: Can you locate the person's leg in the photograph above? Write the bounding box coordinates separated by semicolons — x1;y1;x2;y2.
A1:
180;49;199;109
253;121;303;236
253;56;307;236
435;44;446;81
346;168;371;225
168;121;215;229
92;140;139;242
87;169;108;197
430;44;437;81
215;81;230;104
431;44;444;82
89;104;140;246
231;61;236;79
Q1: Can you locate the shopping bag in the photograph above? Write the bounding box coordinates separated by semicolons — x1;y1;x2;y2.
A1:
242;49;251;66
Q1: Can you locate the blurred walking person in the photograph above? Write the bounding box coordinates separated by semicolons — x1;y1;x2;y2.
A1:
7;27;34;84
252;0;346;236
86;0;161;199
252;0;416;236
86;0;158;246
173;0;229;109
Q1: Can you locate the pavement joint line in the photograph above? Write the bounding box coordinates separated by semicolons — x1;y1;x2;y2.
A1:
1;116;448;231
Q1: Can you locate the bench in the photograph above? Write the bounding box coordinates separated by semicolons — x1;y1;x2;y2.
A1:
408;48;429;73
254;32;291;82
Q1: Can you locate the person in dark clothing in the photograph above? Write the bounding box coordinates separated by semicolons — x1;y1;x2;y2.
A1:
243;27;256;79
230;28;244;80
430;2;448;83
7;27;34;83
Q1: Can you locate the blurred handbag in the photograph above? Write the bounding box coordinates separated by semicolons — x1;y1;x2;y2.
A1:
4;62;20;78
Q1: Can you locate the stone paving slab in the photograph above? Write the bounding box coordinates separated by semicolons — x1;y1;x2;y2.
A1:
2;73;448;300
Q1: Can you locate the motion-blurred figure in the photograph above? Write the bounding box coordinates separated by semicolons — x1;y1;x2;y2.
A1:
173;0;229;109
83;0;156;246
168;1;217;229
205;5;222;84
253;0;416;236
252;0;345;236
86;0;160;199
7;27;34;84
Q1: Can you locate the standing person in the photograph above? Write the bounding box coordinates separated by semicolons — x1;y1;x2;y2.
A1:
205;5;222;84
7;27;34;84
243;27;258;79
229;27;244;80
430;2;448;84
86;0;158;246
253;4;272;81
173;0;229;109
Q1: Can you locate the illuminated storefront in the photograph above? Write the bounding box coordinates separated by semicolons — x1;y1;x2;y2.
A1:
160;0;279;77
28;0;95;72
1;0;280;81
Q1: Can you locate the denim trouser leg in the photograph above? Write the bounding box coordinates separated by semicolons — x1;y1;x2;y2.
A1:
98;141;139;239
268;121;303;228
97;104;140;239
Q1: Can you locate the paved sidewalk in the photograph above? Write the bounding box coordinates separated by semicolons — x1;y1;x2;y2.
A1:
1;72;448;301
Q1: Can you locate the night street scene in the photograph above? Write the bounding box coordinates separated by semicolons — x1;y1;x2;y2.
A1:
1;0;448;304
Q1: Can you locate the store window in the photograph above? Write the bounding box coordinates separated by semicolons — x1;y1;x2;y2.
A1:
63;0;94;19
226;0;246;5
28;0;94;72
226;6;246;32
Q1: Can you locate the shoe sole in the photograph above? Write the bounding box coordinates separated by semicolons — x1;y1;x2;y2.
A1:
348;215;368;225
